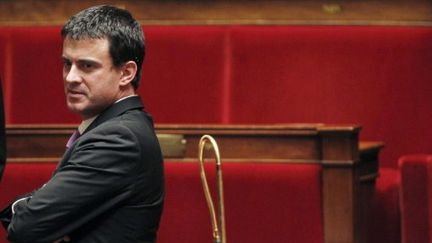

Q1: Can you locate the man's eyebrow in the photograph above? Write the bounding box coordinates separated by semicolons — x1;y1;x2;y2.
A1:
60;57;101;65
77;59;100;64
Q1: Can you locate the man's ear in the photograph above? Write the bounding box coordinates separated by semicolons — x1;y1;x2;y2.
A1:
119;61;137;86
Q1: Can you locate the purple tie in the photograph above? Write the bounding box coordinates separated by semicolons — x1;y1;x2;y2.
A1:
66;130;80;148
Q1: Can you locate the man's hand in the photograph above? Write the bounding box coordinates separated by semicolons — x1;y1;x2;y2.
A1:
53;236;70;243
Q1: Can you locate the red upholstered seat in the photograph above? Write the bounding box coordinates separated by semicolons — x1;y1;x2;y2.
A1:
0;163;56;208
159;162;323;243
0;25;431;167
228;25;432;168
0;162;323;243
0;28;11;111
2;25;432;243
369;167;401;243
0;163;57;242
399;154;432;243
0;30;7;81
5;26;80;124
2;26;229;124
140;26;228;124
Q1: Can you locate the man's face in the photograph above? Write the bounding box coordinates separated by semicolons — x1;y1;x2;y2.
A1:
62;38;122;119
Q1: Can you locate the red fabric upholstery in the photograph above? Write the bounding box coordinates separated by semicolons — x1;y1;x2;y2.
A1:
369;167;401;243
0;29;11;110
139;26;228;124
2;25;431;243
0;163;55;208
0;31;6;82
4;26;80;124
0;163;56;242
0;25;431;168
228;26;432;168
159;162;323;243
0;162;323;243
399;154;432;243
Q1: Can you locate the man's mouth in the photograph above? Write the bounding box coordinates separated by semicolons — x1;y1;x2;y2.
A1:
67;90;85;98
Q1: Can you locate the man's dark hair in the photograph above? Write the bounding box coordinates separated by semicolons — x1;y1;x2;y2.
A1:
61;5;145;89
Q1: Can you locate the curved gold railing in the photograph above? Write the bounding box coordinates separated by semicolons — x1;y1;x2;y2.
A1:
198;135;226;243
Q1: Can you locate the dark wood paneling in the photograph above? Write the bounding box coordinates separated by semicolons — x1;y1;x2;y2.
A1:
0;0;431;26
6;123;366;162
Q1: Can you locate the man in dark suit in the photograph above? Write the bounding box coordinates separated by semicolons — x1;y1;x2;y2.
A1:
0;5;164;243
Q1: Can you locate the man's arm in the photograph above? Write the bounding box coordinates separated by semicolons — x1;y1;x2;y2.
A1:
7;125;140;243
0;191;37;230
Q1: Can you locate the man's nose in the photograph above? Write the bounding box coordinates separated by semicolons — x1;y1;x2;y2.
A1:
65;65;81;83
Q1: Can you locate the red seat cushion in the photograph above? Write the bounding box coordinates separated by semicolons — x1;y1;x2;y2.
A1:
159;162;323;243
0;163;57;242
0;162;323;243
369;167;401;243
399;154;432;243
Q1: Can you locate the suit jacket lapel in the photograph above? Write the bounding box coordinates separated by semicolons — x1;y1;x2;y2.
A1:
84;96;144;135
55;96;144;172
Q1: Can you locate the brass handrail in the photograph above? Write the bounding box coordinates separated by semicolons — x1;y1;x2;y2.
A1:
198;135;226;243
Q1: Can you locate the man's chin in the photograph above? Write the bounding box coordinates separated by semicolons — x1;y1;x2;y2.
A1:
66;103;85;115
67;103;101;119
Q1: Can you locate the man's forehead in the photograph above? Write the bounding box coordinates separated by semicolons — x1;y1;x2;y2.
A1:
63;37;109;47
62;38;112;65
62;37;110;59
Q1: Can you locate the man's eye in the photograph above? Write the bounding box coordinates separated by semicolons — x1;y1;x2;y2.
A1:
63;61;72;69
82;63;93;69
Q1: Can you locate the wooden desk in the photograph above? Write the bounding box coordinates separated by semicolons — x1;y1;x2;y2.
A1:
6;124;383;243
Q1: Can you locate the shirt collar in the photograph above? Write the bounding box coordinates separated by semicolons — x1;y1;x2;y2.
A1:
78;116;98;134
77;95;138;134
115;94;138;104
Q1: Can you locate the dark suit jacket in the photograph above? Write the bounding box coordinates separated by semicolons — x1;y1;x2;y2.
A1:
4;96;164;243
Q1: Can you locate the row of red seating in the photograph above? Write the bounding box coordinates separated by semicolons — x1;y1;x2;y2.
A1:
0;162;323;243
2;155;430;243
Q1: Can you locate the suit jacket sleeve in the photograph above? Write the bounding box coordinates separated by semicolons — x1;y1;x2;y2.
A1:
7;124;141;243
